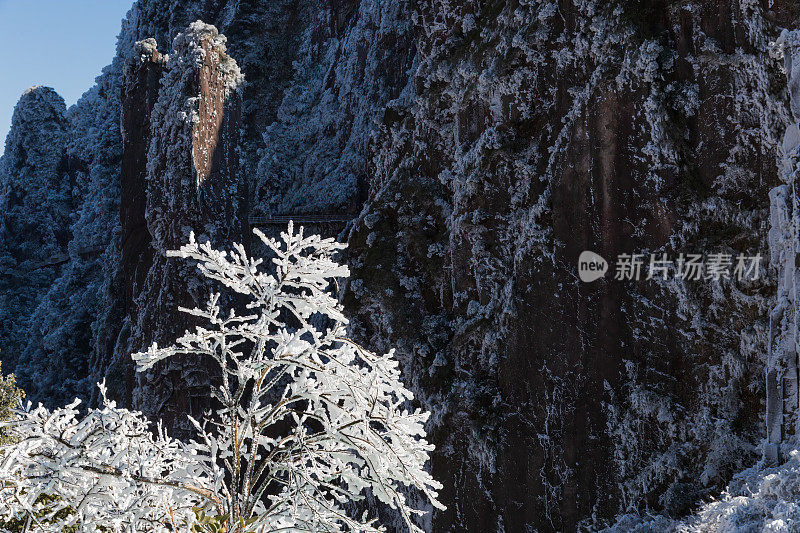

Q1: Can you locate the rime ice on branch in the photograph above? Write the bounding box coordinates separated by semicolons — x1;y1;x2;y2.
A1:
0;225;443;533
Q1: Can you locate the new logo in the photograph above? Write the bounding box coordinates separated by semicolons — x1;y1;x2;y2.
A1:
578;251;608;282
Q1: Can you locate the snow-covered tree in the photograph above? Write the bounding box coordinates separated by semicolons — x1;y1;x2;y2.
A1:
0;224;443;532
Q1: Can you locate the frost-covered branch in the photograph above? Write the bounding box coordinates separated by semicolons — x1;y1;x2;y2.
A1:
0;223;443;532
0;383;208;531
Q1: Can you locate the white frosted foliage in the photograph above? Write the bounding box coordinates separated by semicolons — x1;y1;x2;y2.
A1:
0;224;442;532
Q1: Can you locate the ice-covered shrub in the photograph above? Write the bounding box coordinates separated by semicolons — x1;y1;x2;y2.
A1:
0;224;443;532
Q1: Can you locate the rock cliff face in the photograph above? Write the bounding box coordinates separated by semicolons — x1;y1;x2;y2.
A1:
95;23;245;436
343;1;796;529
1;49;127;407
0;87;71;379
2;0;800;530
131;22;243;435
120;39;163;330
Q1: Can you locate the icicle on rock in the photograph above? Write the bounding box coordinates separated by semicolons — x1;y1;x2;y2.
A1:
766;29;800;461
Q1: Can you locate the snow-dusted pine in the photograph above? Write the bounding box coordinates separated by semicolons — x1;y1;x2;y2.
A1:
0;224;443;532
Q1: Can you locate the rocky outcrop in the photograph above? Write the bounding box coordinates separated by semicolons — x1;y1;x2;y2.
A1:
89;39;167;407
16;53;128;408
122;22;244;437
120;39;163;322
0;87;71;377
0;87;71;263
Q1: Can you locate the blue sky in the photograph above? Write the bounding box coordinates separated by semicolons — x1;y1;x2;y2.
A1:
0;0;133;154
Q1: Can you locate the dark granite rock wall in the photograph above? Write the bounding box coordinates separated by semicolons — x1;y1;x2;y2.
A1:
3;0;800;530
